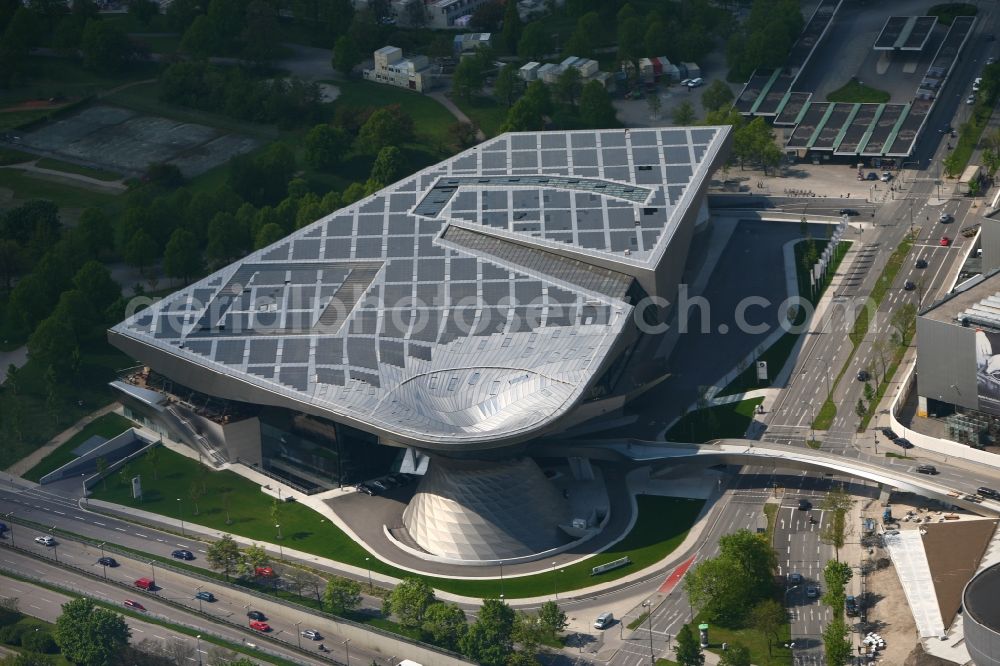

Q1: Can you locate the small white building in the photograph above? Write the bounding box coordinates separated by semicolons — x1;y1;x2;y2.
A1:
519;62;541;81
538;63;562;84
363;46;436;92
427;0;493;29
454;32;493;55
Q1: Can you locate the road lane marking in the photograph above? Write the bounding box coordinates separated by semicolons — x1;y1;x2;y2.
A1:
115;528;126;532
53;511;65;516
135;534;149;538
133;628;144;633
94;522;105;527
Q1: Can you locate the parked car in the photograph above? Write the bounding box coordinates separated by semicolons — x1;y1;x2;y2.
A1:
845;595;859;616
123;600;146;611
798;499;812;511
686;77;704;88
866;172;878;181
355;483;378;496
903;280;916;291
916;465;938;475
881;427;898;440
34;536;55;546
839;208;860;216
806;585;819;598
255;566;274;578
247;610;267;621
940;236;952;246
134;578;155;591
171;549;195;561
593;612;614;629
939;212;954;223
974;77;982;91
856;370;871;382
880;171;892;182
967;94;977;104
301;629;322;641
195;591;216;602
895;438;914;449
916;258;928;269
97;556;118;567
977;487;1000;499
249;620;271;632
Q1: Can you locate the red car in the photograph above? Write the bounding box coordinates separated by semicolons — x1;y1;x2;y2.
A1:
255;566;274;578
249;620;271;632
940;236;952;246
134;578;155;591
123;599;146;611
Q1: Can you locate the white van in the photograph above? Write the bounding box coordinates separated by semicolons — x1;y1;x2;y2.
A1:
594;612;614;629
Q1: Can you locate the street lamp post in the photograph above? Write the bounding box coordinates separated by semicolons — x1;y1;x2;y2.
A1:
295;621;302;650
99;542;107;580
195;585;204;613
552;561;558;600
365;557;372;592
3;512;12;547
196;635;202;666
82;474;88;505
499;560;505;598
149;560;156;583
275;524;283;559
343;638;350;665
176;498;185;536
52;543;59;564
641;601;655;664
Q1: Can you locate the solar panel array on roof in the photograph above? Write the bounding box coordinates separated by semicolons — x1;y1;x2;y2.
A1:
110;126;728;447
874;16;937;51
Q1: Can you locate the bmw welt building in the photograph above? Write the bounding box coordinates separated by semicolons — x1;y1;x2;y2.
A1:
109;127;731;562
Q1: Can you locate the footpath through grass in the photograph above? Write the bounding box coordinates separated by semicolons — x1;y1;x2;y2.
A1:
90;446;704;598
0;169;120;208
665;398;764;443
22;413;135;482
826;80;890;104
35;157;123;181
452;94;508;138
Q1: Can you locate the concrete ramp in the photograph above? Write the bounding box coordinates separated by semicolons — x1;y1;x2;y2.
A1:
883;530;946;638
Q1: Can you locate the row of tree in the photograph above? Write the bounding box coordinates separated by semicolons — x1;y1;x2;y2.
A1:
726;0;804;82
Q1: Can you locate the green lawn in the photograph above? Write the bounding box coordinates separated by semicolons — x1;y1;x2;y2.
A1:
0;109;53;132
826;81;891;104
0;58;160;108
812;398;837;430
687;612;793;666
665;398;764;443
131;34;182;55
0;343;135;471
22;413;135;483
91;447;703;597
35;157;123;181
0;147;34;165
333;80;455;149
0;612;69;665
0;169;120;208
452;95;508;138
850;237;913;347
928;3;978;25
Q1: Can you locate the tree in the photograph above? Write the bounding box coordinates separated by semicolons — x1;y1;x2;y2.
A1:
555;66;582;108
73;260;120;318
470;0;503;31
674;624;704;666
1;653;57;666
368;146;404;190
494;62;522;108
684;530;777;625
164;228;201;284
81;19;135;74
702;79;734;112
206;212;247;267
579;80;617;128
241;0;279;64
128;0;158;26
501;98;544;132
517;21;547;61
357;106;415;153
304;124;350;170
383;578;435;629
822;616;852;666
206;535;241;581
460;598;515;666
565;11;601;57
124;229;157;276
673;100;696;126
453;54;486;102
536;600;567;638
449;121;479;149
719;642;751;666
54;598;130;666
647;89;662;119
421;602;467;650
822;560;853;610
890;302;917;345
27;315;77;378
501;0;522;52
323;578;362;615
0;8;37;87
749;599;786;656
332;34;362;75
820;486;854;562
255;222;285;249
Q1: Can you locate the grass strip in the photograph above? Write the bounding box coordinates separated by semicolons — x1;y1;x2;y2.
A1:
35;157;122;181
679;612;792;666
857;355;903;432
812;398;837;430
826;81;890;104
763;503;778;543
0;566;294;666
928;2;977;25
627;611;650;631
665;398;764;443
22;413;135;482
849;237;913;348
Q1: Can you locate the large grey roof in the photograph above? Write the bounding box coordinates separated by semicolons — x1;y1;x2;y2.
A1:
110;127;729;449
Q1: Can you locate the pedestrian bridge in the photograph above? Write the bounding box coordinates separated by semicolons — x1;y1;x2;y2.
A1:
542;438;999;517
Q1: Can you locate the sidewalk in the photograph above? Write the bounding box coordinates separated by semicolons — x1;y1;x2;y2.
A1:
5;402;121;476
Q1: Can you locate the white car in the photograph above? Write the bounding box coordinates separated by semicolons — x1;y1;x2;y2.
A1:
973;77;982;91
967;94;977;104
679;78;691;87
34;535;55;546
686;77;704;88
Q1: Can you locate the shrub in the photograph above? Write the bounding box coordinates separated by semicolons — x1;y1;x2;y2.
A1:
22;629;58;653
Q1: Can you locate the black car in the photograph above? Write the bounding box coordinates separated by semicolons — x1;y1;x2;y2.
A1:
798;499;812;511
355;483;378;496
978;487;1000;499
866;172;878;181
904;280;916;291
881;427;898;440
845;595;859;617
857;370;870;382
896;438;914;449
916;258;928;269
171;549;195;561
839;208;860;216
195;591;216;602
97;556;118;567
247;610;267;621
916;465;938;475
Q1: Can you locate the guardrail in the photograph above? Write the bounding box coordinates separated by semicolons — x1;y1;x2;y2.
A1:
0;513;470;665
